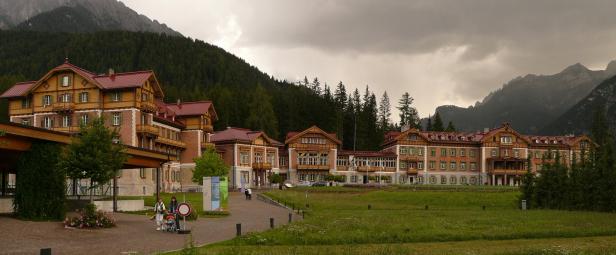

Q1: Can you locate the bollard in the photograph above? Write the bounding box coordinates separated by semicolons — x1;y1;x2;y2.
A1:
40;248;51;255
368;204;372;210
306;203;310;208
425;205;429;210
302;210;305;218
270;218;274;229
292;203;295;210
482;205;486;210
288;213;292;223
236;223;241;236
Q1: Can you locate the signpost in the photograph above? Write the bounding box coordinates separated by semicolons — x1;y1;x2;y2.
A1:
177;199;192;234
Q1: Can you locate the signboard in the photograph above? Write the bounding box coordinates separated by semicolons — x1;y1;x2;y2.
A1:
211;176;220;210
177;203;192;217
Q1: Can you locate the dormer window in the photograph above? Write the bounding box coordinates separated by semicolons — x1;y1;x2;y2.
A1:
61;75;71;87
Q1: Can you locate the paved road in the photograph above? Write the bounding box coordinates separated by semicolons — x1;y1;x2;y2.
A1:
0;192;297;255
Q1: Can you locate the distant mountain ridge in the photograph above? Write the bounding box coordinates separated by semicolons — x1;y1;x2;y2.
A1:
425;60;616;134
0;0;180;36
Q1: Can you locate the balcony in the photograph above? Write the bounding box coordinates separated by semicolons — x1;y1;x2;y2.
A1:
201;142;215;150
155;137;187;148
252;162;272;170
488;169;526;175
136;124;159;137
297;164;330;171
52;102;75;113
399;155;423;161
139;101;157;113
202;124;214;133
52;126;81;133
406;169;419;175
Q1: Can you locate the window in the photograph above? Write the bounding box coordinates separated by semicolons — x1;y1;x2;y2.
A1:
514;149;520;158
430;148;436;157
140;168;146;179
112;136;120;144
460;162;466;170
450;176;457;184
500;136;512;144
450;149;456;157
80;92;89;103
400;146;409;155
399;161;407;169
469;149;475;157
240;152;249;165
111;91;121;102
80;114;89;125
450;161;456;170
460;149;466;157
430;176;437;184
470;162;477;171
418;162;423;170
429;161;435;169
491;149;497;157
440;148;447;156
461;176;468;184
351;175;357;183
43;95;52;106
62;115;71;127
21;98;30;108
441;175;447;184
418;176;424;184
440;161;446;170
470;176;477;184
21;119;30;126
112;112;121;126
61;75;71;87
42;116;52;129
142;92;149;102
418;148;423;156
301;137;326;144
61;93;71;103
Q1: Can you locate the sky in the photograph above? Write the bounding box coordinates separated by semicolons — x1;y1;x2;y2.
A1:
122;0;616;120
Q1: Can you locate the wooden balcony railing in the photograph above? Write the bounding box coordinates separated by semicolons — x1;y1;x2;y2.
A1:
136;124;159;136
155;137;187;148
406;169;419;175
252;162;272;170
52;126;81;133
488;169;526;175
202;124;214;133
297;164;330;170
139;101;158;113
399;155;423;161
52;102;75;113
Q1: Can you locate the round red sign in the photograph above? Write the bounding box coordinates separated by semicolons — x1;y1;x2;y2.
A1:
177;203;192;217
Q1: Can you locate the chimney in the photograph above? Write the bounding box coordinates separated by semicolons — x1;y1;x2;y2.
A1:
108;68;115;79
483;128;489;133
176;98;182;109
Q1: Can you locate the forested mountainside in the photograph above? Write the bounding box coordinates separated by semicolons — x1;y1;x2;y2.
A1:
542;74;616;137
0;30;388;150
0;0;180;35
424;61;616;134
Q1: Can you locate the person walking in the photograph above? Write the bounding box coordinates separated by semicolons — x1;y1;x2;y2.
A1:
244;188;250;200
154;198;166;231
247;188;252;200
168;196;180;231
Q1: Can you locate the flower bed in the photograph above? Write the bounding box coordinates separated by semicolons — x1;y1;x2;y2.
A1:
64;204;115;228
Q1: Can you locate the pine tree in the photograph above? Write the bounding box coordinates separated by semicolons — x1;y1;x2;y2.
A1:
590;105;616;211
245;84;279;139
334;82;347;143
445;121;456;132
432;112;445;131
397;92;420;128
378;91;391;131
426;114;433;131
311;77;322;95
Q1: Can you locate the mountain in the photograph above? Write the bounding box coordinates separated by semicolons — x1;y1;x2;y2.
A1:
0;0;180;36
541;74;616;137
425;61;616;134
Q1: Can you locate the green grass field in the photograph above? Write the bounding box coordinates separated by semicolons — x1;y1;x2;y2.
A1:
167;187;616;254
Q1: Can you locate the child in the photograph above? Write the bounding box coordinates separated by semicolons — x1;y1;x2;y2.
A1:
154;198;166;230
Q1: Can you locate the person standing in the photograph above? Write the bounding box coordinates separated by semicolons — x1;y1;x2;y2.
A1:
168;196;180;231
154;198;166;231
247;188;252;200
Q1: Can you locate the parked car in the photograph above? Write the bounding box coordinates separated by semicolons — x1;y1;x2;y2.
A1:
311;181;328;187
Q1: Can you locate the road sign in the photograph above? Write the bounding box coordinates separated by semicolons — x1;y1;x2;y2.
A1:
178;203;192;217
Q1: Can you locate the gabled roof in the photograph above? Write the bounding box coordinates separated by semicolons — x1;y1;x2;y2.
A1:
0;81;36;98
284;125;341;145
164;101;217;120
0;60;164;98
211;127;282;146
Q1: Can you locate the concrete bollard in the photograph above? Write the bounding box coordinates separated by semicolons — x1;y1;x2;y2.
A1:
482;205;486;210
270;218;274;229
368;204;372;210
425;205;429;210
236;223;241;236
288;213;292;223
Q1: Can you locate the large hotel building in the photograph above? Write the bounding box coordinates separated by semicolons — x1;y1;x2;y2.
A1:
1;61;593;194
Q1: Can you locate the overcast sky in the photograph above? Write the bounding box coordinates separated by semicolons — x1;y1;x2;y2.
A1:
122;0;616;120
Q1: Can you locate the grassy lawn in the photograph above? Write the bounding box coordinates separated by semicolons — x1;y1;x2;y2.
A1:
169;186;616;254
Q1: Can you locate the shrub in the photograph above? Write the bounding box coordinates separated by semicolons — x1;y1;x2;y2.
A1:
64;204;115;228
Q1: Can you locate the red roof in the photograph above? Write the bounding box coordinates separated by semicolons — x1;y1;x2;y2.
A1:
165;101;215;117
93;71;154;90
0;81;36;98
211;127;281;145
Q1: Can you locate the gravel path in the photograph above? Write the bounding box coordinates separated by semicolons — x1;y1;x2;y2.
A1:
0;192;296;255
